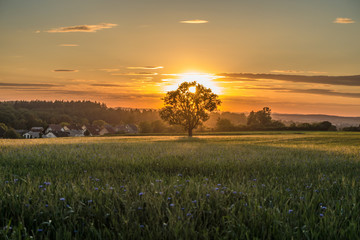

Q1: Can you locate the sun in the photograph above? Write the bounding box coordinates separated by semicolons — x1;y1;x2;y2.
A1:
163;72;223;94
188;86;196;93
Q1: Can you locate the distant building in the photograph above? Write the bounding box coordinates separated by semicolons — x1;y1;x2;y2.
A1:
45;124;64;133
85;125;100;136
23;131;41;139
30;127;44;132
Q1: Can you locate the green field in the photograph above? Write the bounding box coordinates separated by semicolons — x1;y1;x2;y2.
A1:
1;132;360;239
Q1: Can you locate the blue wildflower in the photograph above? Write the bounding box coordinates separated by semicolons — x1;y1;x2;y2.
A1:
320;213;324;217
60;198;65;201
88;200;93;203
186;213;192;217
139;192;144;196
170;203;175;207
37;229;43;232
192;200;197;203
206;193;210;197
139;225;144;228
178;174;182;177
288;209;293;214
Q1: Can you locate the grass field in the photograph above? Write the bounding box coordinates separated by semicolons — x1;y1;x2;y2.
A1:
1;132;360;239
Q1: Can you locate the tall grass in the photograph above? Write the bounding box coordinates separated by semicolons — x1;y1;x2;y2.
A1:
1;132;360;239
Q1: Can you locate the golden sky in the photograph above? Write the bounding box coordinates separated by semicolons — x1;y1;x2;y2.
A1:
0;0;359;116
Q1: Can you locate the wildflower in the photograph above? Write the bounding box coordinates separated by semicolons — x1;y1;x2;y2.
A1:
186;213;192;217
176;191;180;194
94;187;99;190
206;193;210;197
186;180;190;183
139;225;144;228
215;188;219;191
170;203;175;207
168;197;171;200
44;182;51;185
14;179;18;182
181;208;185;211
155;179;162;182
88;200;93;203
232;191;237;194
217;184;221;186
60;198;65;201
5;181;9;184
205;178;209;181
320;213;324;217
139;192;144;196
178;174;182;177
39;185;43;188
321;206;327;210
45;204;48;207
37;229;43;232
109;187;114;190
288;209;293;214
192;200;197;203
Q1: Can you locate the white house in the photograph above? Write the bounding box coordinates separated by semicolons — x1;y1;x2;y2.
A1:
43;132;57;138
23;131;41;139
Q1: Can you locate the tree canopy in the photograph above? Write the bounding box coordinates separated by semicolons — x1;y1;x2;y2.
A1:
159;81;221;137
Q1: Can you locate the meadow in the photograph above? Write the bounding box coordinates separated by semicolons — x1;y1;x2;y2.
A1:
1;132;360;239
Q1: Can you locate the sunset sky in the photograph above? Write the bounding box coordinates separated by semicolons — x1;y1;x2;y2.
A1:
1;0;359;116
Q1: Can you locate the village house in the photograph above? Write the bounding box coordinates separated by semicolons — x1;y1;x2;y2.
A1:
23;131;41;139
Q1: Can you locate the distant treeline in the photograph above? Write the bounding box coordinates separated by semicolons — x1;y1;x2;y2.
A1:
215;107;340;131
1;101;359;139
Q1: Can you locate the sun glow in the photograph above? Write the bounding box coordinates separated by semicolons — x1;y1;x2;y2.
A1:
188;86;196;93
163;72;223;94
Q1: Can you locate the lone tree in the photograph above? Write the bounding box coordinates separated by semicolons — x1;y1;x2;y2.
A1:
159;81;221;137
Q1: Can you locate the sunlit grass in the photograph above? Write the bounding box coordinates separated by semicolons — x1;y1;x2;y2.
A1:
1;132;360;239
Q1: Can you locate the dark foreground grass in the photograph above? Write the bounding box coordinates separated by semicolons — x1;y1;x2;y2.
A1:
0;132;360;239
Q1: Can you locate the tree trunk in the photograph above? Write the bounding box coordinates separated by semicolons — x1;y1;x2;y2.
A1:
188;128;193;137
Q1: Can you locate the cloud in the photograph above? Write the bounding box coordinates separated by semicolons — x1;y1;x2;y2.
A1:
59;44;79;47
289;89;360;98
46;23;117;33
53;69;78;72
271;70;328;74
179;19;208;24
0;82;57;87
333;18;355;24
90;83;130;87
243;86;360;99
111;72;158;76
217;73;360;86
127;66;164;70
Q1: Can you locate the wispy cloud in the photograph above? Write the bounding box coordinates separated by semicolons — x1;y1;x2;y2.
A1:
111;72;158;76
242;85;360;99
46;23;117;33
90;83;130;87
53;69;78;72
127;66;164;70
271;70;327;74
179;19;208;24
0;82;57;87
333;18;355;24
59;44;79;47
217;73;360;86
